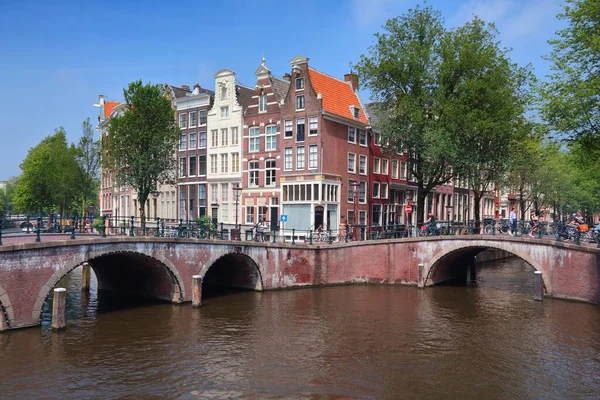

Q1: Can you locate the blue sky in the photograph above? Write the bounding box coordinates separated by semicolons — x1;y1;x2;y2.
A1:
0;0;565;180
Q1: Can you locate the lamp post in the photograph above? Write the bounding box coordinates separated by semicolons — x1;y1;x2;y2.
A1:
233;183;243;240
88;203;95;233
405;189;413;237
350;181;360;240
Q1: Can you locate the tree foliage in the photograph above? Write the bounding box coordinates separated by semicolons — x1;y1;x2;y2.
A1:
76;118;101;220
102;80;179;229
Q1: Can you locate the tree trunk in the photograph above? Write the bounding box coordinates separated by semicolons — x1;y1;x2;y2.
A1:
139;199;146;233
473;191;482;231
80;195;86;233
417;185;427;227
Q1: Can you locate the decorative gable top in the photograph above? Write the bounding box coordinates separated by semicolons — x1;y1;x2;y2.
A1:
308;68;368;124
255;55;271;76
290;55;309;67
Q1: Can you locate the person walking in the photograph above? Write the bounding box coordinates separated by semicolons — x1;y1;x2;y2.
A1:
529;210;539;237
509;207;517;236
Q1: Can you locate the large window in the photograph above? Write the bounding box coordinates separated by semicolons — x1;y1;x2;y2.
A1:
265;159;276;187
220;106;229;118
284;120;293;138
231;153;239;173
392;160;398;179
231;127;239;145
309;117;318;135
199;155;206;176
373;182;380;198
296;146;305;169
401;161;407;180
359;129;367;146
372;205;382;225
189;156;197;176
221;153;228;173
296;118;305;142
359;181;366;203
211;129;218;147
296;95;305;110
259;95;267;112
295;77;304;90
374;158;381;174
249;127;260;152
348;153;356;173
284;147;292;170
221;128;228;146
199;131;207;148
382;159;389;175
199;109;207;125
189;132;197;149
179;158;186;177
381;183;388;199
249;161;259;187
265;125;277;151
179;113;187;128
221;184;229;202
189;111;197;128
211;184;218;204
246;206;255;224
359;155;367;175
179;133;187;150
348;127;356;143
308;145;318;169
210;154;218;174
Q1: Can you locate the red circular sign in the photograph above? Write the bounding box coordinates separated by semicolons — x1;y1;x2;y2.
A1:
405;205;412;213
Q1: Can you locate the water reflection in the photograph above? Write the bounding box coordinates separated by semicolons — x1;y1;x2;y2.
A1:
0;257;599;399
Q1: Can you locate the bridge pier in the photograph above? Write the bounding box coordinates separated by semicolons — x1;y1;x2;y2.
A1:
81;262;91;292
534;271;543;301
192;275;202;307
418;264;424;289
52;288;67;330
0;310;8;331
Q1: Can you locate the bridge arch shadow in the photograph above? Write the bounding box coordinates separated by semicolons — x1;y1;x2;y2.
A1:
32;251;185;324
200;252;263;296
425;242;548;293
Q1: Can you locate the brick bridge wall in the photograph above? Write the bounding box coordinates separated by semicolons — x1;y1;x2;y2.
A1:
0;235;598;330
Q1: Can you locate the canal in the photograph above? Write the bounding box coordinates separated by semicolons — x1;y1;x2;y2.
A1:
1;256;599;399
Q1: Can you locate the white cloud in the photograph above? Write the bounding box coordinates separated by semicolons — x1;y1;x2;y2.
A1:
351;0;408;27
449;0;515;27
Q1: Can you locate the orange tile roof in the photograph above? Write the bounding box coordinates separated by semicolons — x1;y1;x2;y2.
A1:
308;68;368;124
104;101;121;119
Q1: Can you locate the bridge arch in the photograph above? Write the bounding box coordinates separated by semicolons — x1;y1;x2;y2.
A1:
31;250;186;324
200;252;263;291
0;284;13;330
424;241;550;294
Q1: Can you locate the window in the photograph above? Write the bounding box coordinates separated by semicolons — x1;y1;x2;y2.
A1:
381;183;388;199
249;127;260;152
199;110;207;125
347;210;355;225
220;106;229;118
284;147;292;170
348;153;356;173
359;155;367;175
249;161;259;187
284;120;293;138
309;117;318;135
348;180;357;202
179;133;187;150
382;159;389;175
372;205;382;225
198;185;206;215
359;210;366;225
392;160;398;179
296;95;305;110
231;153;239;173
179;113;187;128
221;153;228;173
221;184;229;202
359;182;366;203
359;129;367;146
259;95;267;112
179;158;186;177
295;77;304;90
246;206;255;224
189;111;197;128
221;128;228;146
296;146;305;169
211;129;218;147
211;184;218;203
296;118;305;142
353;107;360;119
401;161;407;180
199;131;207;148
210;154;218;174
231;127;239;145
308;145;318;169
189;132;197;149
348;127;356;143
265;125;277;151
220;86;228;101
374;158;381;174
373;182;380;198
266;159;276;187
199;155;206;176
374;131;381;146
189;156;197;176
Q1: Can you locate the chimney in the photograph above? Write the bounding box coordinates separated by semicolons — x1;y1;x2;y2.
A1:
344;73;359;92
283;73;291;81
194;83;201;90
181;85;190;90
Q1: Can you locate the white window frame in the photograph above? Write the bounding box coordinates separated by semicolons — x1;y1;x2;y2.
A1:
221;128;228;147
179;133;187;150
348;152;356;174
374;157;381;174
284;147;293;171
392;159;398;179
189;111;197;128
220;153;228;174
189;132;197;149
259;95;267;112
231;127;239;145
382;159;389;175
309;116;318;136
359;155;367;175
358;129;367;146
199;131;207;148
401;161;407;180
374;131;381;146
265;159;276;187
249;127;260;152
381;183;388;199
373;182;380;198
220;106;229;118
246;206;255;224
296;95;305;111
308;145;318;169
265;125;277;151
231;153;239;173
179;113;187;128
295;77;304;91
284;120;293;139
296;146;305;170
348;127;356;144
249;161;259;188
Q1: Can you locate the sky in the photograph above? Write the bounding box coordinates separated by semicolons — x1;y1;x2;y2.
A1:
0;0;566;180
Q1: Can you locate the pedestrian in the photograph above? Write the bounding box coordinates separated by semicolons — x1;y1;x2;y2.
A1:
529;210;539;237
509;207;517;236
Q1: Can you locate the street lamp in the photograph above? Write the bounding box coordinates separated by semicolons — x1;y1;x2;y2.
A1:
350;181;360;240
233;183;243;239
405;189;413;236
88;203;95;233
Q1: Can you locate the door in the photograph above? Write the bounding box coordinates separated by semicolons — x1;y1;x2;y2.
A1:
315;206;324;231
270;207;279;231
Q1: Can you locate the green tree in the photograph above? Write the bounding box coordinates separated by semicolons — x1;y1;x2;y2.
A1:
13;129;81;216
76;118;100;227
541;0;600;147
102;80;179;230
0;176;18;215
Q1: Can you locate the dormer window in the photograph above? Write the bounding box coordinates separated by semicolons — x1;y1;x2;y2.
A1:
295;77;304;91
352;106;360;119
259;95;267;112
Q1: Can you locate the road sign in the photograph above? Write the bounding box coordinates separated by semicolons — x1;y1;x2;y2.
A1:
280;214;288;223
405;205;412;214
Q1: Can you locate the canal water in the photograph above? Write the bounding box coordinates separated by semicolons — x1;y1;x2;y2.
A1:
1;257;599;399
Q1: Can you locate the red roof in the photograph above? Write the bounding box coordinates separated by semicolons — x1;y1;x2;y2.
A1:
308;68;368;124
104;101;121;119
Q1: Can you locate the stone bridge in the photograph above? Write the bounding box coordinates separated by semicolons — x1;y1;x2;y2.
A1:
0;235;598;330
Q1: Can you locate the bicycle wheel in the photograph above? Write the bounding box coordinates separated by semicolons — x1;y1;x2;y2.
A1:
484;224;492;235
